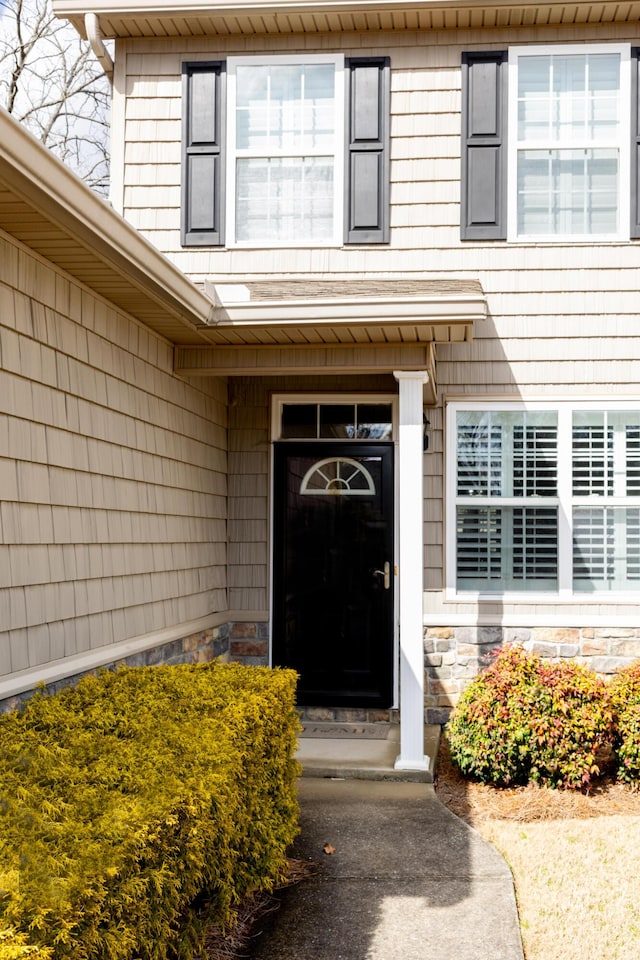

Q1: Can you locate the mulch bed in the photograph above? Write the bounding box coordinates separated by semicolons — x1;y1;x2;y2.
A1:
434;735;640;825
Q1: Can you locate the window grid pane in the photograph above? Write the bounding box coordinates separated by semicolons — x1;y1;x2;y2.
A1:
518;53;620;143
279;403;393;440
236;63;336;153
513;423;558;496
572;420;614;495
456;507;503;582
512;507;559;581
456;419;503;496
517;149;618;235
627;425;640;495
455;411;558;592
236;157;334;243
628;510;640;579
573;507;640;590
456;506;558;591
572;411;640;498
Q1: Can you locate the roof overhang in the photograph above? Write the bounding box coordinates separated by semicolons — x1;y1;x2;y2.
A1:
0;110;484;371
52;0;640;39
176;279;486;399
0;107;214;344
201;280;486;347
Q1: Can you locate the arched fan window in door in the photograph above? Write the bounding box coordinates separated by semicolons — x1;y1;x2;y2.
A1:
300;457;376;496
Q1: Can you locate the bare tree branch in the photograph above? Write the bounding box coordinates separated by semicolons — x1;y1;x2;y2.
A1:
0;0;111;194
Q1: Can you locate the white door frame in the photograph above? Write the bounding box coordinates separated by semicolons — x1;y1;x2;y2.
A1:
269;393;399;707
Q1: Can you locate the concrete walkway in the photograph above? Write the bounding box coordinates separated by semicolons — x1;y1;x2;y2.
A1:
248;732;525;960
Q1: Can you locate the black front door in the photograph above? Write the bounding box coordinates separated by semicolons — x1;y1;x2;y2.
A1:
272;442;394;708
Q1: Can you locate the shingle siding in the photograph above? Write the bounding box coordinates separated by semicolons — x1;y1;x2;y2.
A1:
0;230;228;678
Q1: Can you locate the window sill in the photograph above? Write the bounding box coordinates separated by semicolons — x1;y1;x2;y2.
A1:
444;590;640;605
507;236;632;245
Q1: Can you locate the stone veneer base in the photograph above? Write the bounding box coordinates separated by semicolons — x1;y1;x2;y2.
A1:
8;620;635;729
425;625;640;725
0;624;231;714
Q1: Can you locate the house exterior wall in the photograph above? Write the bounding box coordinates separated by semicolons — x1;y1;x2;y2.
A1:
111;21;640;719
0;227;229;691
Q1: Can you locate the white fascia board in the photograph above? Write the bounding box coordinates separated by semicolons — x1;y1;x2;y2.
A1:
51;0;605;25
0;108;214;331
209;295;488;328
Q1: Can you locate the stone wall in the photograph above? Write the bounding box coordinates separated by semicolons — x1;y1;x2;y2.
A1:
228;621;269;666
0;625;230;714
425;626;640;725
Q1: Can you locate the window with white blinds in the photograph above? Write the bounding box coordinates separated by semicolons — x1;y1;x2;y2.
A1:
450;404;640;595
572;411;640;591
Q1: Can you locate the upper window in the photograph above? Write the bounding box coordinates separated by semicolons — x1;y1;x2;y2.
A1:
227;56;344;246
508;45;630;241
448;403;640;597
461;44;638;242
182;56;390;248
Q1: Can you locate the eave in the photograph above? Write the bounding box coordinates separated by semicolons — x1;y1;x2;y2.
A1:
199;279;485;344
175;279;486;399
52;0;640;39
0;107;213;345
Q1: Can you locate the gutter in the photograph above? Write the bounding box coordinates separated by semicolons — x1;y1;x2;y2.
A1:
204;282;488;328
0;107;216;332
85;13;114;81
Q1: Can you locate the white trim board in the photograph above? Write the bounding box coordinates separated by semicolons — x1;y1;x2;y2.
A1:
424;613;640;628
0;612;232;702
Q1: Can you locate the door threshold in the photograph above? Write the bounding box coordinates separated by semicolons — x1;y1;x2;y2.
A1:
299;721;397;741
298;707;399;725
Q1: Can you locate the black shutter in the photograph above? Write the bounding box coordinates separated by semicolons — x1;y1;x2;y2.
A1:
460;51;507;240
631;48;640;239
344;57;390;244
181;61;225;247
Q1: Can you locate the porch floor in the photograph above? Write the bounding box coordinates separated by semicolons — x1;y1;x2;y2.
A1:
295;723;440;782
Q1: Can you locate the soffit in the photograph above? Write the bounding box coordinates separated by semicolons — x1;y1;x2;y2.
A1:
0;110;213;345
53;0;640;39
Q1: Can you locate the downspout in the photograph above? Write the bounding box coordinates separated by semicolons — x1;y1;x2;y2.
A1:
85;13;114;82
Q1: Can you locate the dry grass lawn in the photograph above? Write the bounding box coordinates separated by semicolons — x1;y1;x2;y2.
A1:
435;738;640;960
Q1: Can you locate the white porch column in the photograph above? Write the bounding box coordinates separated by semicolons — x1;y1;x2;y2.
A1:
393;371;429;773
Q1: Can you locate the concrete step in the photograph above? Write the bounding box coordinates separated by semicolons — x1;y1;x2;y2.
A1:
295;723;440;782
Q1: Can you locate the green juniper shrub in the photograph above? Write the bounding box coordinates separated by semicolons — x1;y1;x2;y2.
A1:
0;926;52;960
608;661;640;786
0;662;301;960
447;645;616;790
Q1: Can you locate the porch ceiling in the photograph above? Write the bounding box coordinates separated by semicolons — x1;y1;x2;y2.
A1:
53;1;640;39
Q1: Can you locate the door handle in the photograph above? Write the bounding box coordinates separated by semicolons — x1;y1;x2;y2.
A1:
373;561;391;590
